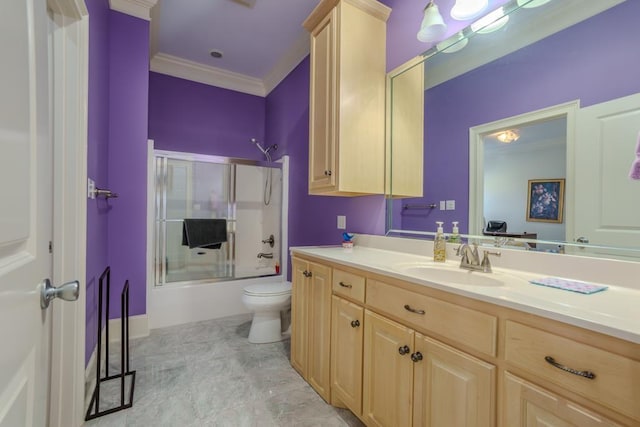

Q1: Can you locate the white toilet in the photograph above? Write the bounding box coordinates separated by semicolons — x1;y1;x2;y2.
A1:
242;282;292;343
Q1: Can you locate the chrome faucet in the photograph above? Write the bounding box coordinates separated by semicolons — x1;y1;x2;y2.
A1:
456;243;500;273
257;252;274;259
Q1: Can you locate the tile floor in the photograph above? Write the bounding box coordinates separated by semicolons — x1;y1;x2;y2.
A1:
84;314;363;427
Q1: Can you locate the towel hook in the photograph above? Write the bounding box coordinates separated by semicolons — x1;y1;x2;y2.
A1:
94;188;118;199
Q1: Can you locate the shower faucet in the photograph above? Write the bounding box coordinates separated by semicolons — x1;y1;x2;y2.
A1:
257;252;274;259
262;234;275;247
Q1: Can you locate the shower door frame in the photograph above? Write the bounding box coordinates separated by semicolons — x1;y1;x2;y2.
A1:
153;148;283;287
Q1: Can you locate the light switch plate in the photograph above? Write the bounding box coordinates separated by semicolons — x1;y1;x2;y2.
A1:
337;215;346;230
446;200;456;210
439;201;446;211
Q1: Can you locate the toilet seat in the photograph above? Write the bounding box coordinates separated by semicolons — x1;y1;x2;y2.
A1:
243;282;291;297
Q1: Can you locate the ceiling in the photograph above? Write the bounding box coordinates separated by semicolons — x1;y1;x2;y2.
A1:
149;0;321;96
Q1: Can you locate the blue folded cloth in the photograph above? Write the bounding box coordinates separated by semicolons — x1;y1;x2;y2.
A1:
529;277;608;295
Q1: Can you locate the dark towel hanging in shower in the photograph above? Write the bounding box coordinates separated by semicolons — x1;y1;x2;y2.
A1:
182;219;227;249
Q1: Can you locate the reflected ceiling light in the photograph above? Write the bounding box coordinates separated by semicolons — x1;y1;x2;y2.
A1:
436;32;468;53
450;0;488;21
495;130;520;143
517;0;552;8
471;7;509;34
417;1;448;43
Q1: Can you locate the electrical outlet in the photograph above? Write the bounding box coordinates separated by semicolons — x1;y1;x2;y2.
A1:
439;201;446;211
87;178;95;199
446;200;456;210
337;215;346;230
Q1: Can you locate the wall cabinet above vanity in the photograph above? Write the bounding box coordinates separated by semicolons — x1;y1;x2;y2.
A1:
303;0;390;196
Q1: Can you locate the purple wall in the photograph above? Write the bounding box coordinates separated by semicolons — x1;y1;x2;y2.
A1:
85;0;110;364
265;57;386;279
106;12;150;320
401;1;640;233
148;73;266;157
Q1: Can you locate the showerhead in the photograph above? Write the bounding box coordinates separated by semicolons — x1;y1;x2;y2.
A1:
250;138;268;155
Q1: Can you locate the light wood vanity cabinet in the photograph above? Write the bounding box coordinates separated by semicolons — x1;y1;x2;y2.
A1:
303;0;390;196
290;257;332;402
290;253;639;427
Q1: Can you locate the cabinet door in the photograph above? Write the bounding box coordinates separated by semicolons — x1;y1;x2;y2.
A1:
363;310;414;427
413;334;495;427
308;10;336;192
331;296;364;415
504;372;622;427
290;258;309;376
307;261;332;402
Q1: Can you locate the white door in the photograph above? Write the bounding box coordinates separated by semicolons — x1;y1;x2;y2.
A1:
0;0;56;425
574;93;640;257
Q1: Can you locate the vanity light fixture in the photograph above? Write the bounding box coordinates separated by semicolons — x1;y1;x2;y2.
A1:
471;7;509;34
496;130;520;143
517;0;552;8
417;0;448;43
450;0;488;21
436;32;468;53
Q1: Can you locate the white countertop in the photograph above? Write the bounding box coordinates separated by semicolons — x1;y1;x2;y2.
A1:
291;245;640;344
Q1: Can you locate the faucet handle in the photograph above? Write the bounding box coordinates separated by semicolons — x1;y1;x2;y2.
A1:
481;251;501;273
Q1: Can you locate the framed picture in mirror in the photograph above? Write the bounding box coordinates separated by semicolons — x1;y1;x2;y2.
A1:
526;179;565;223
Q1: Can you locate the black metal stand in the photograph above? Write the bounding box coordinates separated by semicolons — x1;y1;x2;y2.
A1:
85;267;136;421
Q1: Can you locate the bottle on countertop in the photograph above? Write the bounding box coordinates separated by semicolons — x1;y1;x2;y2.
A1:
433;221;446;262
450;221;461;243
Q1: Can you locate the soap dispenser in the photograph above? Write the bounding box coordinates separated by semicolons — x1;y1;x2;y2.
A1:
434;221;446;262
450;221;461;243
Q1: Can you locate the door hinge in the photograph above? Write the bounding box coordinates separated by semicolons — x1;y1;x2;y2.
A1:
49;241;53;254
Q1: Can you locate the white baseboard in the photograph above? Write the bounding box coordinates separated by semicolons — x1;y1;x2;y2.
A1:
107;314;150;343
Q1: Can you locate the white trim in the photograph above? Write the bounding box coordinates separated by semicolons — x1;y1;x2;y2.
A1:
263;34;310;95
278;155;290;278
150;53;267;97
109;0;158;21
108;314;150;342
47;1;89;426
146;140;155;333
468;101;579;238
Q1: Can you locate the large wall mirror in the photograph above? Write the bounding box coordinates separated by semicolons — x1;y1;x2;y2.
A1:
386;0;640;261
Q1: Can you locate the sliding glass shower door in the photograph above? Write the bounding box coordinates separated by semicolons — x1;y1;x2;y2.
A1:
154;151;282;286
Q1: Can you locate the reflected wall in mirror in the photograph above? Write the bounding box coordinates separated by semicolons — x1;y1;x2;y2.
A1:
387;0;640;260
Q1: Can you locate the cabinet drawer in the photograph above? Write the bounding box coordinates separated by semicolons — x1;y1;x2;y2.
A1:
504;321;640;422
332;269;365;303
366;279;497;356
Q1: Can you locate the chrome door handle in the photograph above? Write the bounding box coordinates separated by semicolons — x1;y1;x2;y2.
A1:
40;278;79;309
576;237;589;244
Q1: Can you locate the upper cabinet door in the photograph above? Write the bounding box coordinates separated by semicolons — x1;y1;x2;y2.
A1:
305;0;390;196
308;10;337;192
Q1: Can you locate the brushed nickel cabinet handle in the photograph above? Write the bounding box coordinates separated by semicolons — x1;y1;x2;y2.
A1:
404;304;426;315
544;356;596;379
339;281;352;288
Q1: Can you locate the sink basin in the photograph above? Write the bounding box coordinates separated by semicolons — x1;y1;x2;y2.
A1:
391;262;505;287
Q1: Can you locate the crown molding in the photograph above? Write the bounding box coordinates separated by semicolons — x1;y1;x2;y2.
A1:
109;0;158;21
263;33;310;95
150;53;266;97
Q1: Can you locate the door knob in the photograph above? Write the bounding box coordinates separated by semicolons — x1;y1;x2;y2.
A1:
398;345;410;355
350;319;360;328
40;278;79;309
576;236;589;244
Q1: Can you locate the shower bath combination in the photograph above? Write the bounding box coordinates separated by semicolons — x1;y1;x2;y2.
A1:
250;138;278;205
